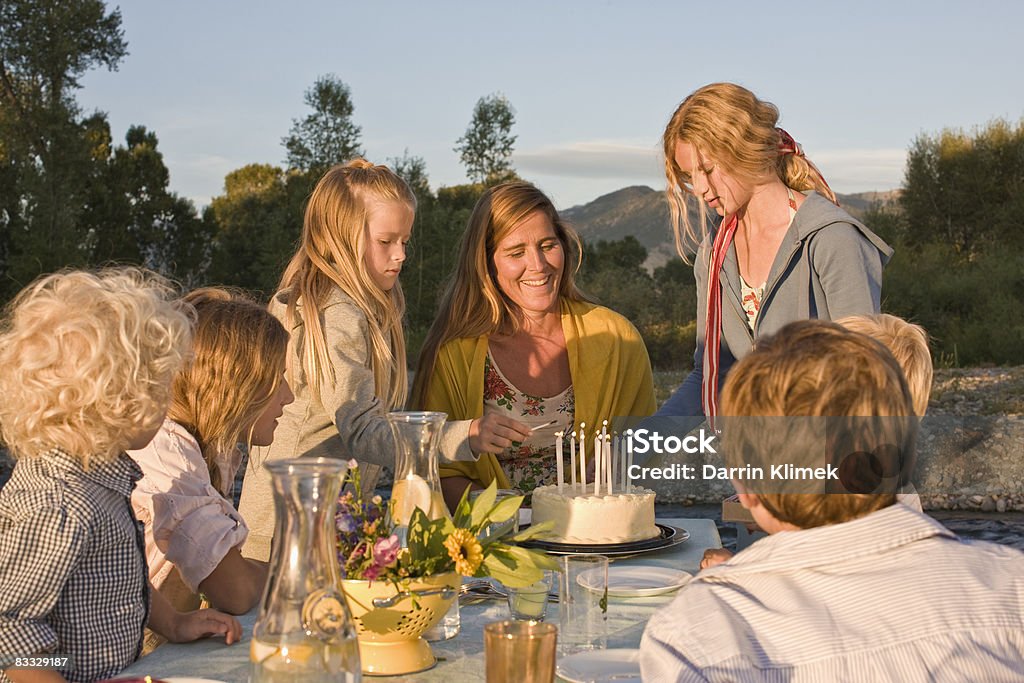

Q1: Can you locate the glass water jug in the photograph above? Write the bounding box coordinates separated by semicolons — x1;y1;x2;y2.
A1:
386;411;459;640
250;457;361;682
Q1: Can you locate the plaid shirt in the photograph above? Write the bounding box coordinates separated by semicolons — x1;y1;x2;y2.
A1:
0;449;150;683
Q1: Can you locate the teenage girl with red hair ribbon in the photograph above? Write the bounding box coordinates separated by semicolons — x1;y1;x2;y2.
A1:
656;83;893;418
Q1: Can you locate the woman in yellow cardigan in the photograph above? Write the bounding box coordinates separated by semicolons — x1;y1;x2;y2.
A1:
411;181;657;510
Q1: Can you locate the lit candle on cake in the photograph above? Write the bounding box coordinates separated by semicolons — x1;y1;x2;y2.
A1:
626;429;634;493
579;423;586;490
617;435;626;491
555;431;564;492
605;434;613;494
570;431;577;488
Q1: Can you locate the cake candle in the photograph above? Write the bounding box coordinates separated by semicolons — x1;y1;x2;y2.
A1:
594;433;602;496
579;423;586;491
555;431;564;492
602;436;610;493
618;435;626;491
570;431;577;488
626;429;634;493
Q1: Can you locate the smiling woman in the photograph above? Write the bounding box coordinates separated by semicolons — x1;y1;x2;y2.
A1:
411;181;658;510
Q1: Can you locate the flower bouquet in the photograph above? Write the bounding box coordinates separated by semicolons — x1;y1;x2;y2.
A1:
335;462;556;675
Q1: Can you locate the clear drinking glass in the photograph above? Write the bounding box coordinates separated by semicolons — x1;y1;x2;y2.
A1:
558;554;608;657
484;620;557;683
506;570;554;622
250;458;361;682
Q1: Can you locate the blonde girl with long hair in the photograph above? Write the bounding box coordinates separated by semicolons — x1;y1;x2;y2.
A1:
129;287;293;631
656;82;893;418
238;159;513;561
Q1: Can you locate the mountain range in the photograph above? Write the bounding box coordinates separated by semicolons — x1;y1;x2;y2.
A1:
562;186;899;271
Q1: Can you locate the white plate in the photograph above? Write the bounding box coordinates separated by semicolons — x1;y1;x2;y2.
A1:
557;648;641;682
578;565;691;597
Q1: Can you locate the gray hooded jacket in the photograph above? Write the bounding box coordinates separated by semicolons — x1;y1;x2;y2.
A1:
658;192;893;417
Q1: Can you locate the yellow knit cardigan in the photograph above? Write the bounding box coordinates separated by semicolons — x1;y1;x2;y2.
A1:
420;299;657;488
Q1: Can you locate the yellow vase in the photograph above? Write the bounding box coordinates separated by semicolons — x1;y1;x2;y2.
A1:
342;572;460;676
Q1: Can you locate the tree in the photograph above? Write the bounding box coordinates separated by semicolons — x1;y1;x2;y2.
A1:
283;74;363;174
454;93;517;184
84;123;210;284
0;0;127;299
207;163;306;295
900;119;1024;255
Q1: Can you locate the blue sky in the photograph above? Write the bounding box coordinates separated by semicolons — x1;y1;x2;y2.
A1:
79;1;1024;210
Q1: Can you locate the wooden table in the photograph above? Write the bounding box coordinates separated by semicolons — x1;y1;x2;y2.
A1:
120;517;720;682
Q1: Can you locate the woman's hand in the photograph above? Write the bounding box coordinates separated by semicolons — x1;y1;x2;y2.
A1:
469;413;532;455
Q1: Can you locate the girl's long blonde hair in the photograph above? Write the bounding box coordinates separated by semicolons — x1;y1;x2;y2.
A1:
278;159;415;410
662;82;837;260
167;288;289;495
411;181;587;408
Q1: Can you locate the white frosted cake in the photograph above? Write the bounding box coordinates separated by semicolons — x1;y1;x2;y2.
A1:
530;483;659;544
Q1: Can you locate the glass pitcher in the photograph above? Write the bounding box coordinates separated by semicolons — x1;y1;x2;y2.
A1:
250;458;361;682
386;411;459;640
388;411;449;535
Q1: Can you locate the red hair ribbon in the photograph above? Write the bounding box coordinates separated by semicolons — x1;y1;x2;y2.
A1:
775;127;838;205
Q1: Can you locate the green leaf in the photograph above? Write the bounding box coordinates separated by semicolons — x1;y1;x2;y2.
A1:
487;495;524;525
509;520;555;542
469;480;497;528
500;543;560;572
452;484;473;528
482;554;521;585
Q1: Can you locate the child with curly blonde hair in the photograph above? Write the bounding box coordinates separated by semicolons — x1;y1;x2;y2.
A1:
0;269;240;683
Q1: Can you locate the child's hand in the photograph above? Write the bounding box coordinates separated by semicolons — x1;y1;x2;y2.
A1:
469;413;531;455
700;548;734;570
169;608;243;645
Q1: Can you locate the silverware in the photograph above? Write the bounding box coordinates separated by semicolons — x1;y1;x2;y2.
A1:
460;581;558;603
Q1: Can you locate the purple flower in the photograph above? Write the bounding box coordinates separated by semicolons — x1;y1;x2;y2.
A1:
372;534;400;567
336;511;357;534
363;563;383;581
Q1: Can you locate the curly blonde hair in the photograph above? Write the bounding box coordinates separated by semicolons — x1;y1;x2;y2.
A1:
662;82;838;260
168;287;289;494
0;268;193;468
836;314;933;417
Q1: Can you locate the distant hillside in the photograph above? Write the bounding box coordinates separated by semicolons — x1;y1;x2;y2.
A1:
562;186;676;270
563;186;899;271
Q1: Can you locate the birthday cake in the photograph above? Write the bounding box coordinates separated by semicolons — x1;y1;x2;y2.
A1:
531;483;659;544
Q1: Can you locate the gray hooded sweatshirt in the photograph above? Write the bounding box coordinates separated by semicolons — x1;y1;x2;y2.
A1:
657;192;893;417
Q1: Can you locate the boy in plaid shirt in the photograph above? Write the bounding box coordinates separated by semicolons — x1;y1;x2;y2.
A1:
0;269;241;683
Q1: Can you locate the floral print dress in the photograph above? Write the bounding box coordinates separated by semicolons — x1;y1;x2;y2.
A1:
482;352;574;494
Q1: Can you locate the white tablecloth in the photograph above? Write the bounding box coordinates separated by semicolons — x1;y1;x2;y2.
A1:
120;518;720;682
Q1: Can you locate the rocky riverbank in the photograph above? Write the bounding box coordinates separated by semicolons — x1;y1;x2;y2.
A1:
2;368;1023;513
641;367;1024;511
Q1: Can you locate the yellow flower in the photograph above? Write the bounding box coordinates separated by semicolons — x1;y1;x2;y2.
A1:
444;528;483;576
